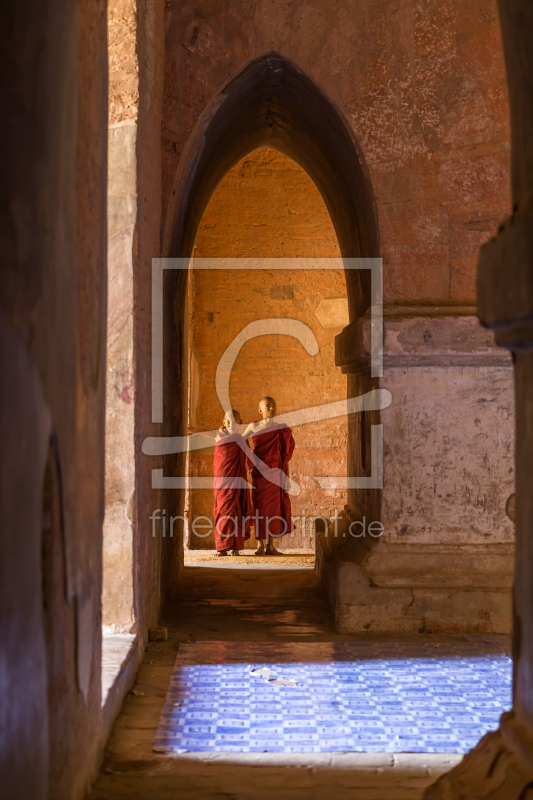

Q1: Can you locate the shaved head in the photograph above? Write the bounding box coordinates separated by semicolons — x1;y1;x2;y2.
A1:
259;397;277;419
223;408;242;433
224;408;242;423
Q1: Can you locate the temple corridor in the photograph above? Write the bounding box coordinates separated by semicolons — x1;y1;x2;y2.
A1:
5;0;533;798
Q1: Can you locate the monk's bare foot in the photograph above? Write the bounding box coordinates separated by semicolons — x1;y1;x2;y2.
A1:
255;542;266;556
215;550;228;557
231;548;240;556
265;541;282;556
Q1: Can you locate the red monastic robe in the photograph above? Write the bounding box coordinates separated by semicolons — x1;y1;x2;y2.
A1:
213;433;254;552
251;423;295;539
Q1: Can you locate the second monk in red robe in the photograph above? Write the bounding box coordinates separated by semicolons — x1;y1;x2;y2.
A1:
246;397;295;556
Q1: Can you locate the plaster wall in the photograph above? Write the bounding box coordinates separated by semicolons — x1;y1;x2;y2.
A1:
324;314;515;634
105;121;137;631
106;0;166;630
188;148;348;549
381;365;514;544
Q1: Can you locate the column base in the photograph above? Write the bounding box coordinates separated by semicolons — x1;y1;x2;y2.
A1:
423;712;533;798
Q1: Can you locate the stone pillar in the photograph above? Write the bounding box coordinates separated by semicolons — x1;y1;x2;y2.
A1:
327;310;515;637
104;0;165;634
424;1;533;796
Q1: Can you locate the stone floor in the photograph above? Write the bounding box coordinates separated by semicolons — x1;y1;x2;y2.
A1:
155;641;511;755
88;565;510;799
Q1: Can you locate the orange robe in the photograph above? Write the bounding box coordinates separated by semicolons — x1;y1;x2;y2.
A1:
213;433;253;552
251;423;295;540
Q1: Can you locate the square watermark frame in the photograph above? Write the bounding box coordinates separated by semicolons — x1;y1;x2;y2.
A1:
143;258;387;490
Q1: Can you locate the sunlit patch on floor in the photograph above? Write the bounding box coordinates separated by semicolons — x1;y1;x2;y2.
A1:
154;641;512;754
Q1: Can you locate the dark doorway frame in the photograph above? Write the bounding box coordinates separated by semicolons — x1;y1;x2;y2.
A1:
160;52;381;601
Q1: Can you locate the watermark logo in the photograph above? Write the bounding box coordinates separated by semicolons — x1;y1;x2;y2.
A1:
149;508;384;539
142;258;387;490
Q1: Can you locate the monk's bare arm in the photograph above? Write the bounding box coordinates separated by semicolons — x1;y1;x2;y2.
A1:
188;426;221;442
241;421;263;439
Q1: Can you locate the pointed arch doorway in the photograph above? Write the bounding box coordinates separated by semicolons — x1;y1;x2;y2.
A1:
159;52;380;600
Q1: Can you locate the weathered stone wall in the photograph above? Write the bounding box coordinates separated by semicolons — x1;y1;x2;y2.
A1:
108;0;139;124
162;0;511;303
188;148;347;549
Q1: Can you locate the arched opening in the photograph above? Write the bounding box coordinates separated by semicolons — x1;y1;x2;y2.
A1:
185;146;347;558
159;52;380;598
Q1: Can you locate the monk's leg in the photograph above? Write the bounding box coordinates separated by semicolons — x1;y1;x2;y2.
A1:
265;535;282;556
232;527;249;555
253;514;266;555
214;510;239;555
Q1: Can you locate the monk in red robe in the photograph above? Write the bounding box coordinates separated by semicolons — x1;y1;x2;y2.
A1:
244;397;295;556
213;410;254;556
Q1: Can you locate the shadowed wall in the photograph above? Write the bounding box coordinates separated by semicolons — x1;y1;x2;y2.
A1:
0;0;107;797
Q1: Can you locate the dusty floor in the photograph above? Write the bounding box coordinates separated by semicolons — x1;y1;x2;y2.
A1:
87;565;508;799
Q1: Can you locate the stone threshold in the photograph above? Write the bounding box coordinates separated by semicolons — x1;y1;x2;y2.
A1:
97;748;464;798
159;752;464;773
101;632;138;741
